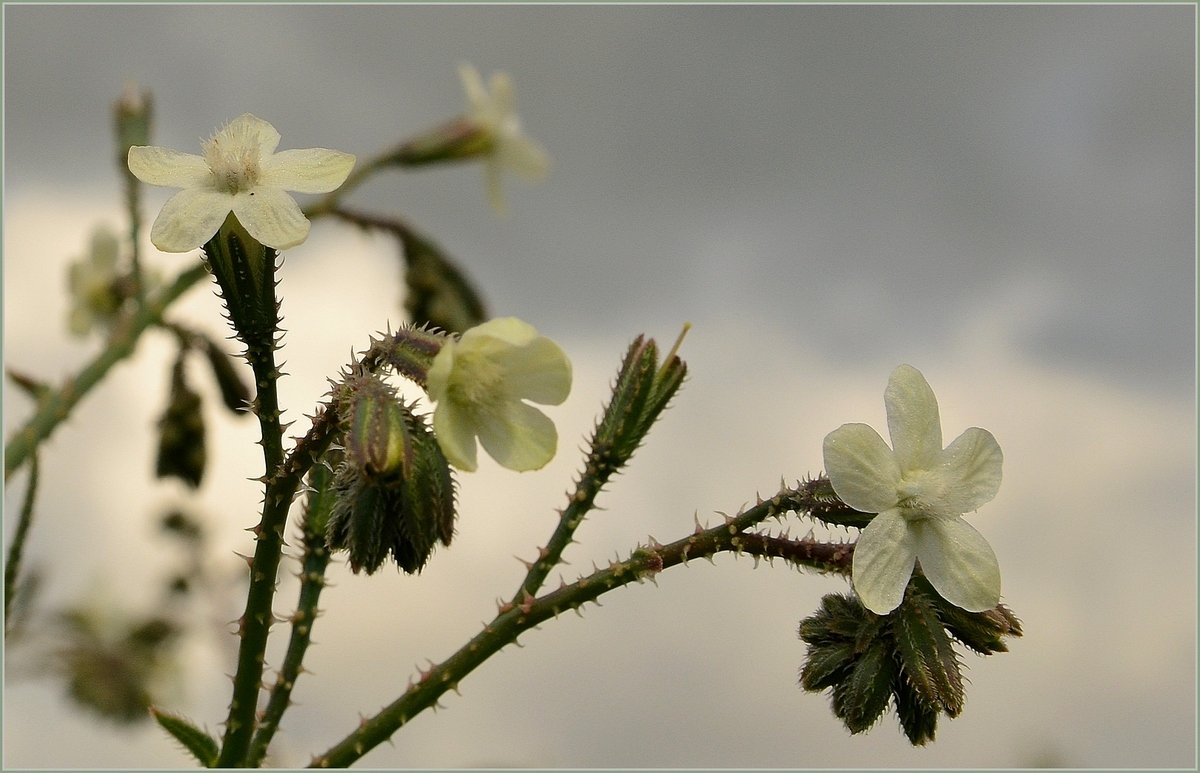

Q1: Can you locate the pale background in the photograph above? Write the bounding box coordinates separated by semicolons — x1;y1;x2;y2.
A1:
3;4;1196;769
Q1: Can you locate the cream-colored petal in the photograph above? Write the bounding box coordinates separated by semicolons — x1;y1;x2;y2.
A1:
928;427;1003;514
885;364;943;472
433;401;479;472
220;113;281;157
498;336;571;405
230;188;309;250
488;71;515;116
150;188;233;252
911;516;1001;612
458;63;489;114
499;135;550;180
128;146;213;188
823;423;902;513
851;509;917;614
463;317;539;349
425;340;457;401
259;149;356;194
476;400;557;472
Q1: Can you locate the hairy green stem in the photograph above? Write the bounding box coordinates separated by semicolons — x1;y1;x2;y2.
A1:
4;263;208;481
216;336;289;767
4;453;40;634
308;486;841;767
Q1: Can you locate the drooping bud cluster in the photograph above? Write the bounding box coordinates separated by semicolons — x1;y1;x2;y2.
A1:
326;373;456;574
798;573;1022;745
156;356;206;489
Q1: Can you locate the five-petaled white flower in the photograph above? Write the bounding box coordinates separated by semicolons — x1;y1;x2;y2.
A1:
426;317;571;472
459;63;549;214
822;364;1003;615
128;113;355;253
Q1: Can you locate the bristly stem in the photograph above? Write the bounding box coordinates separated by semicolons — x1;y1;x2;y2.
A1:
4;453;40;635
247;462;338;766
308;485;843;767
4;262;208;481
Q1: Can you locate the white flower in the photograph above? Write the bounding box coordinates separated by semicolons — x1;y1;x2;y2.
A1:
127;113;355;253
822;364;1004;614
459;63;549;214
426;317;571;472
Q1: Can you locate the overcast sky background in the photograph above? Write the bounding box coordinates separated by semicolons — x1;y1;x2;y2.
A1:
3;4;1196;769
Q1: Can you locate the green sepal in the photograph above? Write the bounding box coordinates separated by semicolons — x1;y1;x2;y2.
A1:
150;707;219;767
830;637;895;734
326;403;457;575
798;592;869;646
892;668;939;746
589;333;688;474
893;584;964;717
155;355;206;488
200;214;279;348
912;575;1024;654
799;640;857;691
801;476;875;529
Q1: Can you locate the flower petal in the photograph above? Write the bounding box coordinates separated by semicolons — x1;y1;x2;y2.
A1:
463;317;539;348
458;63;489;113
150;188;232;252
911;516;1001;612
259;149;356;194
220;113;281;157
425;340;456;402
498;135;550;180
885;364;943;473
432;401;479;472
128;147;213;188
488;71;515;116
498;336;571;405
231;188;309;250
476;400;557;472
851;509;917;614
929;427;1003;514
823;423;902;513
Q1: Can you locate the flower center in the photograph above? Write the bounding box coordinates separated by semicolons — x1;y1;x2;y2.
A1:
202;129;261;194
896;472;938;521
448;351;506;412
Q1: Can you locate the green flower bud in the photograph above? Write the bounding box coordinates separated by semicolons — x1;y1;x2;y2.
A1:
340;375;412;477
156;356;206;488
327;394;456;574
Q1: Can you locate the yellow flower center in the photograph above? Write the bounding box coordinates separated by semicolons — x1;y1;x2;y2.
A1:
203;130;261;194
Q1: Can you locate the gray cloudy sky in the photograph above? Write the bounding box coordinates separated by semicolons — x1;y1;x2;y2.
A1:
4;4;1196;769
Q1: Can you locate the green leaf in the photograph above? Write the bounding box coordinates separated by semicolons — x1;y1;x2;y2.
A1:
151;707;219;767
893;587;964;717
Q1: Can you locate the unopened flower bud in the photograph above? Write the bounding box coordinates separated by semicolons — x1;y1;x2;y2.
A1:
340;375;412;477
156;357;206;488
327;387;457;574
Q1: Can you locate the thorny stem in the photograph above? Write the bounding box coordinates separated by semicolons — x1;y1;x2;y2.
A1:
4;263;208;481
308;484;851;768
4;453;40;635
247;463;338;766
